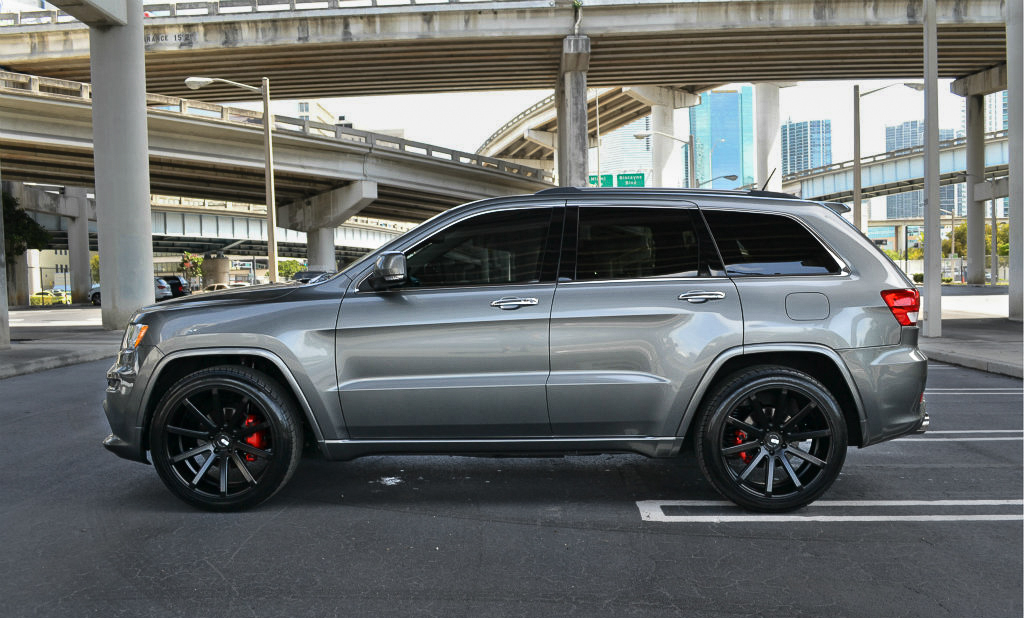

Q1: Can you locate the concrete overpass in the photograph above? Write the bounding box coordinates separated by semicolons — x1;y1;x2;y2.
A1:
0;0;1007;99
786;131;1009;203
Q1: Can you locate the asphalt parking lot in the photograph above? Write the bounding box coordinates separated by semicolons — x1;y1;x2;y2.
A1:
0;359;1020;617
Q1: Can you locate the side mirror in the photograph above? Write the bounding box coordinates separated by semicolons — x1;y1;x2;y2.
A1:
372;251;407;288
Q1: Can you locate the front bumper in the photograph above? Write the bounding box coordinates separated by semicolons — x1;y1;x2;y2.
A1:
103;345;162;464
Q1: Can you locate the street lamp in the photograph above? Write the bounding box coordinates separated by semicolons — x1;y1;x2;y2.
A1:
634;131;696;188
699;174;738;187
852;82;925;232
185;76;280;283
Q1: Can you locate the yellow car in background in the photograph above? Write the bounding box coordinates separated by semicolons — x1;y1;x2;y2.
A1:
30;290;73;306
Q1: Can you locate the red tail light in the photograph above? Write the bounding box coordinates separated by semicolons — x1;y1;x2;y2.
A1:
881;288;920;326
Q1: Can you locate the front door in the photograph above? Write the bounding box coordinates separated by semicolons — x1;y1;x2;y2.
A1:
336;206;562;439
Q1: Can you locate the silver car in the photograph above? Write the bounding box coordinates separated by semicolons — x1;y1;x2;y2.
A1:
103;188;927;511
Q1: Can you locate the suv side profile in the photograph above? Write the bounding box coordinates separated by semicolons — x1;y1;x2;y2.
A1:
103;188;927;512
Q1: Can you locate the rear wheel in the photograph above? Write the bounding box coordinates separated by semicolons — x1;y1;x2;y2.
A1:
695;366;847;512
149;365;302;511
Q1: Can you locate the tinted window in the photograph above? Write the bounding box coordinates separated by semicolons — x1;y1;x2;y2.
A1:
575;207;714;280
404;208;553;287
702;210;841;276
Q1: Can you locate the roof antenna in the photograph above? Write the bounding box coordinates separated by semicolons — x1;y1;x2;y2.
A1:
759;168;776;191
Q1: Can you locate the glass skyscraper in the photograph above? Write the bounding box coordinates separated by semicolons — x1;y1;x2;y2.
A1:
781;119;832;176
884;121;960;219
688;87;754;189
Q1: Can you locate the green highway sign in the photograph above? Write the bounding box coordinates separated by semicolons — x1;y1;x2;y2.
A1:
588;174;614;187
616;173;645;187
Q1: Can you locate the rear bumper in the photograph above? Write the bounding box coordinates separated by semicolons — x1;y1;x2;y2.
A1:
839;342;928;447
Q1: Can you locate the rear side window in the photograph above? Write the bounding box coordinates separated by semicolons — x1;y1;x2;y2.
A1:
575;207;718;280
702;210;842;276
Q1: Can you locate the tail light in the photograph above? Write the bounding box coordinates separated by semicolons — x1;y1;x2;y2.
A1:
881;288;920;326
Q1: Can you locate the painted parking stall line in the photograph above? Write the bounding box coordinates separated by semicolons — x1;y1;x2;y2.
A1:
636;499;1024;523
896;429;1023;442
924;388;1023;396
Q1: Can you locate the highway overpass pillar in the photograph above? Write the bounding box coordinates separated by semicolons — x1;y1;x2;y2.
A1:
89;0;154;328
0;176;7;349
921;0;942;337
65;187;93;304
965;94;986;285
755;84;782;192
556;35;590;187
307;228;336;272
1008;0;1023;321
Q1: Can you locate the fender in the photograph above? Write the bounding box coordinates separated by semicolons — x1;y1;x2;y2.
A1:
674;343;868;441
142;346;328;447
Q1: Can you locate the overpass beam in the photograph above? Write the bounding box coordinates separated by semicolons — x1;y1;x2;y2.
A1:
280;180;378;232
89;0;154;328
556;35;590;187
65;187;93;303
1008;0;1023;321
306;228;337;273
755;83;782;192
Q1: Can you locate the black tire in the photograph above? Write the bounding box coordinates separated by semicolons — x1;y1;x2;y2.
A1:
91;292;100;306
149;365;303;511
695;365;847;512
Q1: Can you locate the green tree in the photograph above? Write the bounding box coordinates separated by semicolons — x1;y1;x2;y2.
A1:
907;247;923;260
278;259;306;280
3;191;50;264
90;254;100;283
179;251;203;281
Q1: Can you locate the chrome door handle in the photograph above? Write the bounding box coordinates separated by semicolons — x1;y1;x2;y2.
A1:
490;297;539;310
678;291;726;304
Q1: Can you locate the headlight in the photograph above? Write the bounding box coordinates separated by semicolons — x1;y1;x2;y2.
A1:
121;323;149;351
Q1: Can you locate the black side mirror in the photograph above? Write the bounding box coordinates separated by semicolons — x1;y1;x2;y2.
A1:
372;251;407;289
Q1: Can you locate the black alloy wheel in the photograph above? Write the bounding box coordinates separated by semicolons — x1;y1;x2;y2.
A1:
695;366;847;512
149;365;302;511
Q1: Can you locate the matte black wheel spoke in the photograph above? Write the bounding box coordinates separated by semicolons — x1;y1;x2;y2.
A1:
229;451;258;487
765;455;776;495
219;453;230;496
722;440;760;456
786;446;826;468
787;429;832;442
781;402;818;431
189;452;217;487
166;425;211;440
183;398;218;430
779;454;803;489
738;449;768;481
172;443;213;464
210;388;224;425
775;388;790;418
725;416;765;438
222;406;238;427
236;442;272;460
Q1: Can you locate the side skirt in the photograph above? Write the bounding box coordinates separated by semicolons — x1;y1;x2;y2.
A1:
321;436;684;461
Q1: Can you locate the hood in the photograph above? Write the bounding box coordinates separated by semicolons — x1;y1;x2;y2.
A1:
145;283;300;310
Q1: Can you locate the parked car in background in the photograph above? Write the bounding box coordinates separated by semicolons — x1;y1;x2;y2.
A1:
161;275;191;298
103;187;928;513
51;289;72;305
90;284;101;306
30;290;68;306
154;278;172;301
201;283;232;293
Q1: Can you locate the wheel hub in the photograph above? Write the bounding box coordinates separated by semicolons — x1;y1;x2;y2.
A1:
214;434;232;450
764;432;784;452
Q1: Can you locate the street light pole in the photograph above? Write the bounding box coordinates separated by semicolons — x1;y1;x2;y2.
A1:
699;174;739;188
185;75;279;283
634;130;696;188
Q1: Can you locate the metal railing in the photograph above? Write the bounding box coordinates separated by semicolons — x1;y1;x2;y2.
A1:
0;0;555;26
783;130;1009;183
0;71;554;183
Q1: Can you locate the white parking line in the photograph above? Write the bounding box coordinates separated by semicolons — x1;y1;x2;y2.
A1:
636;499;1024;523
896;429;1023;442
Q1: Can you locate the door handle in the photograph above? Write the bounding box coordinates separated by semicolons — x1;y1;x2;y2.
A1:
678;290;726;304
490;297;539;310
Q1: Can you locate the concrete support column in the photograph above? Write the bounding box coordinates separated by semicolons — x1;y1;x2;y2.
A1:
307;228;336;272
921;0;942;337
89;0;153;329
0;171;8;349
755;83;782;191
964;94;986;284
17;249;42;303
1008;0;1023;321
201;256;230;286
650;104;674;187
65;186;93;303
555;35;590;187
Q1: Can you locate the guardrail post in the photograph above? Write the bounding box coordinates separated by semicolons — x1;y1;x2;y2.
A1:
28;76;39;92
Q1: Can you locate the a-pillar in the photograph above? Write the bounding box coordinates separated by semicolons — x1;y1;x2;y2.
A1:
755;83;782;192
964;94;986;284
555;35;590;187
1007;0;1023;321
306;228;337;272
65;187;93;303
89;0;153;329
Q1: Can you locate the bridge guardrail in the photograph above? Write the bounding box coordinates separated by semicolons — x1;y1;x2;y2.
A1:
0;70;554;184
0;0;555;25
783;130;1008;183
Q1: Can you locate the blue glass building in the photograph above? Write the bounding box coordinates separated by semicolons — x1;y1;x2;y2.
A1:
781;119;832;176
884;121;960;219
688;87;754;189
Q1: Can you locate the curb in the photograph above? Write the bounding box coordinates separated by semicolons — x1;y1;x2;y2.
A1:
920;348;1024;379
0;347;117;380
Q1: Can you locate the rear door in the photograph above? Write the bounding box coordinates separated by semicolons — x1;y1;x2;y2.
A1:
547;200;742;437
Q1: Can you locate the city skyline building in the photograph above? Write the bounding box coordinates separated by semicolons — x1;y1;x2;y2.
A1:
985;90;1009;218
688;87;754;189
781;118;832;176
884;120;962;219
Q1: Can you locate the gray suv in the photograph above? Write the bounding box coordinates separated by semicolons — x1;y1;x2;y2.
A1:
103;188;927;512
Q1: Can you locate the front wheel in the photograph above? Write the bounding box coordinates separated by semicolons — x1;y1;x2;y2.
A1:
695;366;847;512
149;365;303;511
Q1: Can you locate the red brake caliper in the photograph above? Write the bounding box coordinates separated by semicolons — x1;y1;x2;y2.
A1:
243;414;267;462
733;430;751;463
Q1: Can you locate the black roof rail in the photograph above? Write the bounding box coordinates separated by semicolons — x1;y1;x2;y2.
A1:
745;190;798;199
534;187;584;195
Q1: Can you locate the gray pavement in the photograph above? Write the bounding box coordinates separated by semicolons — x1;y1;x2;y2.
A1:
0;286;1021;381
